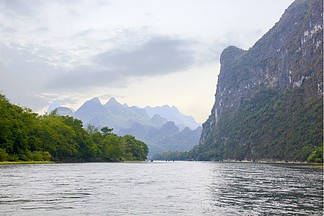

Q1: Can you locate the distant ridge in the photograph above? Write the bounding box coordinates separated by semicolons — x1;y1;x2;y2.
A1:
144;105;199;130
47;97;202;156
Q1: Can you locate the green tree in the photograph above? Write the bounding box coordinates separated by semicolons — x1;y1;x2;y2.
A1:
307;147;323;163
0;94;148;162
101;126;113;135
0;148;8;161
123;135;148;161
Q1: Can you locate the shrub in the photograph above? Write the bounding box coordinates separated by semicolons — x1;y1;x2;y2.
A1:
0;148;8;161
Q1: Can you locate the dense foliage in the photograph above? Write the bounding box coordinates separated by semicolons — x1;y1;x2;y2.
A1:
154;87;323;163
153;151;190;161
190;87;323;162
0;94;148;162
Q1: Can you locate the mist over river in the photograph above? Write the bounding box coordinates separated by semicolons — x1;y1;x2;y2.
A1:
0;162;322;215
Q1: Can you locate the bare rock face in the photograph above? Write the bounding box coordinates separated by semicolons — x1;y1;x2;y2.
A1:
197;0;323;161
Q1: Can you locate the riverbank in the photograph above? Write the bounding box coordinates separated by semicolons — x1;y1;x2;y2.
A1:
0;160;148;165
272;163;323;169
220;159;323;169
0;161;54;165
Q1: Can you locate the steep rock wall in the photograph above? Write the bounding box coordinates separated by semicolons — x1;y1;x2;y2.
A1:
198;0;323;161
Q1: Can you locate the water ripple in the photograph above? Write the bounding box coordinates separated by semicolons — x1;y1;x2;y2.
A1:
0;162;322;215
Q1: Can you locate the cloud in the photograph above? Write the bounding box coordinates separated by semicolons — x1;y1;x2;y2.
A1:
1;0;36;17
0;43;63;109
0;35;200;99
46;36;197;90
71;28;95;38
34;27;50;33
0;27;17;33
94;36;195;76
46;66;126;90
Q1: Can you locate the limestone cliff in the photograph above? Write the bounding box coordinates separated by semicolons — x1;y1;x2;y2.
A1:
196;0;323;161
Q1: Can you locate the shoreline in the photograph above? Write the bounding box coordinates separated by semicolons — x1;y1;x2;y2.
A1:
0;161;54;165
0;160;147;165
219;160;323;168
222;159;310;163
0;160;322;169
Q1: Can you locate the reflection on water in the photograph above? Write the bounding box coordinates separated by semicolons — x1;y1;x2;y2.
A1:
0;162;322;215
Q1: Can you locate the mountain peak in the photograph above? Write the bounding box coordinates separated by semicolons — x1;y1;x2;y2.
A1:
108;97;118;103
105;97;122;107
89;97;101;104
144;105;200;129
171;105;179;111
220;46;246;65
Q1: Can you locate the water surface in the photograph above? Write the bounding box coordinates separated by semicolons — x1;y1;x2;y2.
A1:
0;162;322;215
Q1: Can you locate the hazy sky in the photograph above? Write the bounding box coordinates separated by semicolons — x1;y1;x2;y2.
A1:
0;0;294;123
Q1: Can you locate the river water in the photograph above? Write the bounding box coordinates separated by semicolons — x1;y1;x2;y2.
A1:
0;161;322;215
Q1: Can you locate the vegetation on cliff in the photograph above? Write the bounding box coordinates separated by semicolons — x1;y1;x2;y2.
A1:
190;87;323;162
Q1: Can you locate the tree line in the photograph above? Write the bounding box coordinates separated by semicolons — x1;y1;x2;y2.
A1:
0;94;148;162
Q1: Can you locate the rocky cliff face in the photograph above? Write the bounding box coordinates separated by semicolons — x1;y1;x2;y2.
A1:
198;0;323;161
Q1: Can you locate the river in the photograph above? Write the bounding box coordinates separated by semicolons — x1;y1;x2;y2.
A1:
0;161;322;215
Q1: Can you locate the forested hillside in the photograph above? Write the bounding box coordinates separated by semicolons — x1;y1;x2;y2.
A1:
0;94;148;162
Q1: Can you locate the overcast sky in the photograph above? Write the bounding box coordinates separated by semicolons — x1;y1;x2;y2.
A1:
0;0;294;123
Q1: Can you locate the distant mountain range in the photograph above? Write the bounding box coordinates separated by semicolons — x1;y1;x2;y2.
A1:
144;105;198;130
48;98;201;157
119;121;202;157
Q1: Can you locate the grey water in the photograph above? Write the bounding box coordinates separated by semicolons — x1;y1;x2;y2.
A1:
0;162;322;216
